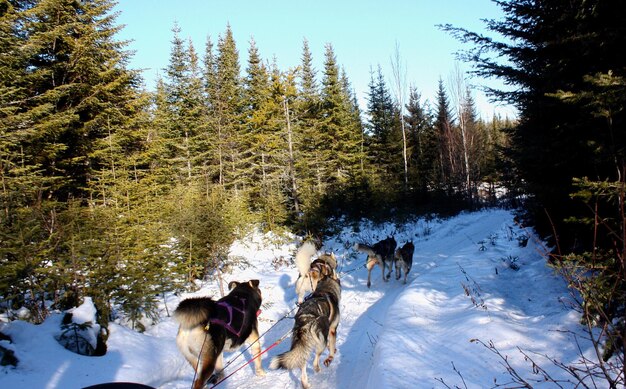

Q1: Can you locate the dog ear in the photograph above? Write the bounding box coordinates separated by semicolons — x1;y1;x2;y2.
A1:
248;279;260;288
228;281;239;290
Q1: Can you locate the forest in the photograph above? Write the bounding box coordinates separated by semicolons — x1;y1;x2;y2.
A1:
0;0;624;382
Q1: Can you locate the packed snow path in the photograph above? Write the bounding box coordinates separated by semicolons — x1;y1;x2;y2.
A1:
0;210;596;389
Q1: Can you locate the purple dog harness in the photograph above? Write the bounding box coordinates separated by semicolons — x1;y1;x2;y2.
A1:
208;298;247;337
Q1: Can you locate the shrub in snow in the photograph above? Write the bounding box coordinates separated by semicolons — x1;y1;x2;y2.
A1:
55;297;107;356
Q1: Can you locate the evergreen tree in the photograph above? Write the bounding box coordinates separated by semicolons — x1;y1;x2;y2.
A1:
162;25;206;182
366;65;403;187
293;39;324;222
434;79;455;189
319;44;362;185
214;25;243;190
17;0;141;201
404;86;435;192
443;0;626;242
444;0;626;372
243;37;272;196
0;0;145;322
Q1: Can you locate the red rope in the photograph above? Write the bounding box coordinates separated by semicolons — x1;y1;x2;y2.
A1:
210;332;290;388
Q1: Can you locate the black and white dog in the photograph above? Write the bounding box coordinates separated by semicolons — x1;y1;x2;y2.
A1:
271;273;341;389
355;236;397;288
294;241;338;304
174;280;265;389
394;241;414;284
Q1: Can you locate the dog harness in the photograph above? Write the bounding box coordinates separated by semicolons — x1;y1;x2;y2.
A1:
208;298;247;337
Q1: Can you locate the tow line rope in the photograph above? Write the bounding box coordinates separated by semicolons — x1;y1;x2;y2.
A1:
210;330;292;388
192;303;298;389
193;257;365;388
338;261;366;275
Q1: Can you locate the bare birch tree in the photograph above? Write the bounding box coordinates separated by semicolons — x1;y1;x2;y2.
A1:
390;41;409;190
449;63;472;198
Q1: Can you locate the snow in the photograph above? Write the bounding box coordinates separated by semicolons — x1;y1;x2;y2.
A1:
0;209;603;388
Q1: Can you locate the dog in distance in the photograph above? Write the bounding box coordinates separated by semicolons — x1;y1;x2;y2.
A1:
354;236;397;288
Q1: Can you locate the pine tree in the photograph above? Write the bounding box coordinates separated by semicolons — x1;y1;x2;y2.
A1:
214;25;244;190
444;0;626;375
366;65;402;188
0;0;145;322
404;86;435;192
442;0;626;240
243;37;272;197
162;25;206;182
293;39;324;220
320;44;361;185
434;79;455;189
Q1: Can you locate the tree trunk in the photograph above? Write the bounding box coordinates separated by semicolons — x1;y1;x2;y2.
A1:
284;98;300;214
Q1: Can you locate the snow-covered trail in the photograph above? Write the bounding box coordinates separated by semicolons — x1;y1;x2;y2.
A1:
2;209;596;389
163;209;553;389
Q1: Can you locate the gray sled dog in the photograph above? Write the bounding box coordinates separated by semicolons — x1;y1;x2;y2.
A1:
394;241;414;284
174;280;265;389
354;236;397;288
270;273;341;389
294;241;338;304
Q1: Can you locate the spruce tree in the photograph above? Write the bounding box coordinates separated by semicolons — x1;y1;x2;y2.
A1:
404;86;435;192
0;0;144;322
366;66;403;190
444;0;626;372
320;44;360;184
434;79;455;189
293;39;323;221
214;25;243;190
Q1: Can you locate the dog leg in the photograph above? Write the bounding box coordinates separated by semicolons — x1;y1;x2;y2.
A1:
296;275;304;304
300;361;310;389
207;352;225;385
312;341;325;373
381;259;388;282
194;348;218;389
247;327;266;376
366;258;376;288
324;328;337;367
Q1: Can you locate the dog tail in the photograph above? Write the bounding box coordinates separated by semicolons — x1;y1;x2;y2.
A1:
270;319;328;370
354;243;376;257
173;297;215;329
295;241;317;277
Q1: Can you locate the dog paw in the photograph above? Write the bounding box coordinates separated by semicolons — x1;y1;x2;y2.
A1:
324;356;334;367
314;364;321;373
256;368;266;376
208;372;223;385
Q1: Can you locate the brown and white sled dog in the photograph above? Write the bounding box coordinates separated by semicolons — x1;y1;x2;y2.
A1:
271;273;341;389
394;241;414;284
354;236;397;288
294;241;338;304
174;280;265;389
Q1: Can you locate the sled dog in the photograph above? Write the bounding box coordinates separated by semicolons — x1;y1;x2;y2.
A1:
394;241;414;284
174;280;265;389
295;241;338;304
355;236;397;288
271;273;341;389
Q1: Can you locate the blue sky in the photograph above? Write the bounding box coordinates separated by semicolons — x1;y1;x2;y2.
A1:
113;0;516;119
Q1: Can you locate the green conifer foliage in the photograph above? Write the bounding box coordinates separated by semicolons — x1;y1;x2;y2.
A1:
366;65;403;190
404;86;435;192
